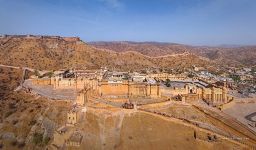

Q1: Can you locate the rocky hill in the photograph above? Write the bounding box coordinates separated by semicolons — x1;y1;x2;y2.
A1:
90;41;256;67
0;35;213;71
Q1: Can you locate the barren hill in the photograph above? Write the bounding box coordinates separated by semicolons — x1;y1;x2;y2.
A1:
0;36;213;71
90;41;256;67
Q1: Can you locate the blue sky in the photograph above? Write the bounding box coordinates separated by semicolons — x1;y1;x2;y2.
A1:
0;0;256;45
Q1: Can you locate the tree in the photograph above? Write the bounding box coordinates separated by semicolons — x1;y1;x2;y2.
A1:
33;133;43;145
165;79;171;87
229;74;240;82
34;70;40;77
188;73;194;78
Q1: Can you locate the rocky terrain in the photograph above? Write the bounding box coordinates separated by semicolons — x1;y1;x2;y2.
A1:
0;35;256;149
0;67;71;149
0;36;214;71
1;67;250;150
90;41;256;67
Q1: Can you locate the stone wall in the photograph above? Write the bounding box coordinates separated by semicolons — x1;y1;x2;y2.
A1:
31;77;232;105
99;81;161;98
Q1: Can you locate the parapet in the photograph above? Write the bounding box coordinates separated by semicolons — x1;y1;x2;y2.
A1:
63;37;80;42
0;35;81;42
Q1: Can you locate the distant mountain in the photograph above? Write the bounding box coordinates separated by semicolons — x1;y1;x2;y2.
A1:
0;35;212;71
90;41;256;67
89;41;190;57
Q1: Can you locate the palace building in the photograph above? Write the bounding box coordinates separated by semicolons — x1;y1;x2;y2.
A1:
31;70;233;106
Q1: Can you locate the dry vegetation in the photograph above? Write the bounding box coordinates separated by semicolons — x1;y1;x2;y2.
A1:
90;41;256;67
0;67;22;97
0;67;70;149
0;37;214;71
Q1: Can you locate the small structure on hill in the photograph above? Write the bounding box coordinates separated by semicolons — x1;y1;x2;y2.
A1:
67;109;79;126
66;131;83;147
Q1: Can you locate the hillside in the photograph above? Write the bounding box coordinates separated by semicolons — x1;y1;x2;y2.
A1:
89;41;190;57
90;41;256;67
0;68;250;149
0;36;213;71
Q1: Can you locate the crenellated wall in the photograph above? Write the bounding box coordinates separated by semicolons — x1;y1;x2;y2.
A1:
31;77;233;105
99;80;161;98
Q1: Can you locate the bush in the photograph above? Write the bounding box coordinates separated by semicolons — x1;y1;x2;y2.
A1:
11;140;17;146
32;133;43;145
34;70;40;77
17;141;25;148
165;79;171;87
43;137;51;145
0;143;3;149
8;103;16;109
12;119;18;125
5;110;14;118
29;120;37;126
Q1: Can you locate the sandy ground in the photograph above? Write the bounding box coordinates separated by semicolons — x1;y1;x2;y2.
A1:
23;79;76;100
223;98;256;132
74;109;246;150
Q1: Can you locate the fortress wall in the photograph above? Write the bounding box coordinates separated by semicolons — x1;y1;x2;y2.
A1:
99;82;161;98
49;78;98;90
147;84;160;98
32;79;51;85
31;77;230;105
100;83;129;96
63;37;80;42
161;87;189;96
129;84;147;97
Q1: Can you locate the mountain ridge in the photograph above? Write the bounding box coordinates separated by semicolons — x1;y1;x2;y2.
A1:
0;35;214;71
90;41;256;67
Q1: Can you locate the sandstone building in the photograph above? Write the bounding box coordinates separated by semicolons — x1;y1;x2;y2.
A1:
31;70;233;106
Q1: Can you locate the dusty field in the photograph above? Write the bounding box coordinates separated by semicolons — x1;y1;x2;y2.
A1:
1;67;255;149
140;102;256;147
223;98;256;132
71;109;245;150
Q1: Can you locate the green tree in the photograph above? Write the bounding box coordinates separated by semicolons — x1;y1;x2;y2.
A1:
34;70;40;77
165;79;171;87
229;74;240;82
33;133;43;145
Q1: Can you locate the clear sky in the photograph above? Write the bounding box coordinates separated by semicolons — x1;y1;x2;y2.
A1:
0;0;256;45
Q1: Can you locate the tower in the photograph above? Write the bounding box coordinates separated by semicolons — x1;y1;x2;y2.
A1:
222;81;227;103
202;88;205;100
211;87;215;104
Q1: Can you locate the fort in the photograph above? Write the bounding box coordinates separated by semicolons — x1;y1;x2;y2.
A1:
30;70;233;107
0;34;80;42
3;65;253;149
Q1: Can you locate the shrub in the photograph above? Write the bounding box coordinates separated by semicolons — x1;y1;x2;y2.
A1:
8;103;16;109
43;137;51;145
32;133;43;145
29;109;34;113
29;120;37;126
17;141;25;148
12;119;18;125
165;79;171;87
5;111;14;118
11;140;17;146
